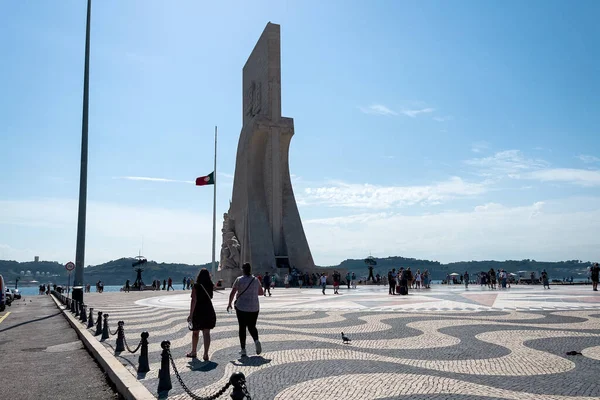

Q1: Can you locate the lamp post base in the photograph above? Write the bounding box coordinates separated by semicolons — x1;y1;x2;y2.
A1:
72;286;83;303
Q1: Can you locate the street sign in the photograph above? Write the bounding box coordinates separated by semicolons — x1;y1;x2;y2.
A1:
65;262;75;272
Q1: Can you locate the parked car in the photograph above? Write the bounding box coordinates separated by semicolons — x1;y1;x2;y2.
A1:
11;288;21;299
0;274;10;312
5;287;14;303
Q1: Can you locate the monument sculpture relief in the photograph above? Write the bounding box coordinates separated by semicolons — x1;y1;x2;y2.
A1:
219;213;241;271
219;22;316;284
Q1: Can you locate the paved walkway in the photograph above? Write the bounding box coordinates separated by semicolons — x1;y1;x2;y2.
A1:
0;295;117;400
137;283;600;312
81;285;600;399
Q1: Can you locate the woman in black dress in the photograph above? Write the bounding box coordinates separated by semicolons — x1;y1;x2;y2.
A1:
187;268;216;360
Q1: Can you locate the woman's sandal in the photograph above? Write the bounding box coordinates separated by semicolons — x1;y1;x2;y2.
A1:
186;352;197;358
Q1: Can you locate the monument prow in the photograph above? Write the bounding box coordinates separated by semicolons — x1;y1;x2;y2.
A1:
220;23;316;285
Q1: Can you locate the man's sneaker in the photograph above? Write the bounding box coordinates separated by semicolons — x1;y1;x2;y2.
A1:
254;340;262;355
240;349;247;357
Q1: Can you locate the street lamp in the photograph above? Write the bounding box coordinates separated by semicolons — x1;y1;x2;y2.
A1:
73;0;91;304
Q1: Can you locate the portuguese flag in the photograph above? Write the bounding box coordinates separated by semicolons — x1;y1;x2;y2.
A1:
195;172;215;186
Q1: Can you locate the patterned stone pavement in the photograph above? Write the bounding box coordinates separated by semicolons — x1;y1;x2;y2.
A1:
80;285;600;399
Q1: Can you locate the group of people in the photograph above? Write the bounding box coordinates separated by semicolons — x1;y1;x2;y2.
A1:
186;263;263;361
387;268;430;295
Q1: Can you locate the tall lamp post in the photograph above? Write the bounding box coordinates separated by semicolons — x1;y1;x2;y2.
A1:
73;0;92;304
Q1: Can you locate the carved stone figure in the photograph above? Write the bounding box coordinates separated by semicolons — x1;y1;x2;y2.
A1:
219;213;241;271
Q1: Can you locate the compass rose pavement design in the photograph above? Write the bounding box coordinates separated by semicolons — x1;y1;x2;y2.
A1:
82;285;600;399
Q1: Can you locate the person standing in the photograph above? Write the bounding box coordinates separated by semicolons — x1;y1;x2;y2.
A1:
187;268;216;361
183;277;187;290
351;272;357;289
263;272;272;297
125;279;130;293
541;270;550;289
592;263;600;291
388;269;396;295
320;273;327;295
227;263;263;357
464;271;469;289
167;277;174;291
346;272;351;289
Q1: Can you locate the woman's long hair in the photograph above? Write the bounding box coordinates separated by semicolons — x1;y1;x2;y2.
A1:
196;268;213;289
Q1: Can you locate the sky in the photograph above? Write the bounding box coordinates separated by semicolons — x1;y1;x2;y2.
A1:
1;0;599;267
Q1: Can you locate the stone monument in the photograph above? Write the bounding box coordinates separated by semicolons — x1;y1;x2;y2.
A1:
219;22;316;285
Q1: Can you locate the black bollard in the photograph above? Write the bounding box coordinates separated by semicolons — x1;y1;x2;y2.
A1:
230;372;249;400
80;303;87;323
114;321;125;353
70;299;76;313
95;311;103;336
138;331;150;373
75;301;80;317
87;307;94;329
101;314;110;341
157;340;172;394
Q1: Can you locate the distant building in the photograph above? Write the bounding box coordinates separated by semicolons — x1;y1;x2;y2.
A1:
34;256;39;262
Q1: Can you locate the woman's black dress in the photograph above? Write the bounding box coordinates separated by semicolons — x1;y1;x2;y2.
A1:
192;282;216;330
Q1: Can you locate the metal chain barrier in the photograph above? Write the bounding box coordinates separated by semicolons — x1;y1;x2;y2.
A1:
161;341;251;400
123;331;143;354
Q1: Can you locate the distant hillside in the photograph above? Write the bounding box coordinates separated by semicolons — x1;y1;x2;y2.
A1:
0;256;593;285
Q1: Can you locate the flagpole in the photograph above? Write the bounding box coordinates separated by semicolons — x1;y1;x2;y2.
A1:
211;126;217;278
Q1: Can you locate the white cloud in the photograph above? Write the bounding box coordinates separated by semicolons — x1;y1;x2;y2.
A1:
433;115;453;122
300;177;488;209
465;150;548;176
577;155;600;164
304;200;600;265
525;168;600;187
115;176;194;184
400;108;435;118
359;104;398;116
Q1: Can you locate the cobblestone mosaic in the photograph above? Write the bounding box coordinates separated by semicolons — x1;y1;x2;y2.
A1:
80;285;600;399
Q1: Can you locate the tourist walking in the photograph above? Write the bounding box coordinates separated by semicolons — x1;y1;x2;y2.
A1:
263;272;272;297
320;273;327;295
333;271;340;294
227;263;263;357
591;263;599;291
464;271;469;289
167;277;174;291
183;277;187;290
415;270;422;289
125;279;130;293
346;272;351;289
351;272;357;289
541;270;550;289
187;268;216;361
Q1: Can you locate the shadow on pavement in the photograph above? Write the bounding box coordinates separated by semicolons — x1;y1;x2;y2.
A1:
0;312;62;334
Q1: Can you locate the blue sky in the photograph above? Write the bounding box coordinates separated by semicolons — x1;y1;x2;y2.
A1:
1;0;599;266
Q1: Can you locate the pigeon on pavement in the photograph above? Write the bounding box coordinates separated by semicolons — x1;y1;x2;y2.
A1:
341;332;351;344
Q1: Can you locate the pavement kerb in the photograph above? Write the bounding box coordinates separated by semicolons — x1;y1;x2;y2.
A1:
50;295;155;400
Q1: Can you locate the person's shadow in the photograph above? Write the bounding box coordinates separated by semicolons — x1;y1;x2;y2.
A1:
187;360;218;372
230;356;271;367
